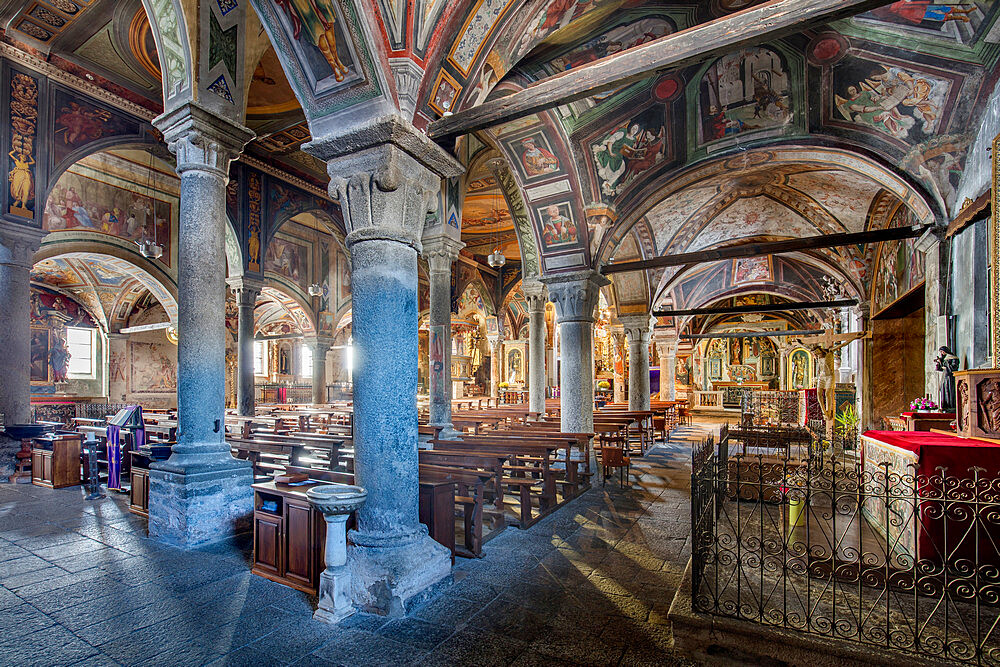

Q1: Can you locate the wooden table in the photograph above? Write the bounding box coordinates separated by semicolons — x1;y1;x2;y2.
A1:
31;433;82;489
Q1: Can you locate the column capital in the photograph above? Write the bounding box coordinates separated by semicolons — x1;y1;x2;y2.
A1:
0;224;45;268
227;277;264;307
522;280;547;313
423;235;465;273
619;314;655;344
304;336;336;353
154;102;254;178
540;270;609;324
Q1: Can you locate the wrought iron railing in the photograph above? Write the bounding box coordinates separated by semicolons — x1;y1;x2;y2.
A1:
691;442;1000;664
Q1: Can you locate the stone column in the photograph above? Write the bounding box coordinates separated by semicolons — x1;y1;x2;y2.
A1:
542;271;609;434
308;121;461;614
523;280;547;415
147;103;255;547
0;225;44;480
621;315;653;411
423;236;463;436
307;337;333;405
608;326;626;403
228;278;262;416
488;335;502;400
655;335;676;401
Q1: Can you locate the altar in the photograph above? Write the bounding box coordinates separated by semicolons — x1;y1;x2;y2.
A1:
860;430;1000;565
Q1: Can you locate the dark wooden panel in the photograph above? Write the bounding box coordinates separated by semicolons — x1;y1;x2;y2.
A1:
283;501;315;588
254;513;282;577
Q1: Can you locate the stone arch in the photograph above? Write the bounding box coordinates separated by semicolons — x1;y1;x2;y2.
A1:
138;0;194;107
257;282;316;335
33;243;180;328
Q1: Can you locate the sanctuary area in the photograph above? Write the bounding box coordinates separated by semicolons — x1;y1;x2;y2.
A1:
2;0;1000;664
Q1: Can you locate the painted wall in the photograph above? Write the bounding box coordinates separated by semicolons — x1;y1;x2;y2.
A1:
950;218;991;371
29;286;105;399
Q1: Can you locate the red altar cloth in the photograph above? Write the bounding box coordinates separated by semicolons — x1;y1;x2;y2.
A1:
863;430;1000;477
862;430;1000;566
899;412;955;420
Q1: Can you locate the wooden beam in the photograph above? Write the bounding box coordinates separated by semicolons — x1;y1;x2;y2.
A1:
681;329;824;340
602;224;930;275
119;322;171;334
428;0;894;142
655;299;856;318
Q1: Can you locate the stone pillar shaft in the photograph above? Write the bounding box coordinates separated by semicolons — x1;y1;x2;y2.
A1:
147;103;254;547
523;282;547;415
621;316;653;411
310;127;460;615
231;281;261;417
310;340;330;405
543;271;609;434
0;228;40;427
424;237;462;430
658;342;676;401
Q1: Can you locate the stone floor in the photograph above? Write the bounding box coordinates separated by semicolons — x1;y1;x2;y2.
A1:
0;425;710;667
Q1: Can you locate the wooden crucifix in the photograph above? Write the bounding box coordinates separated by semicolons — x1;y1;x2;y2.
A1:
794;329;870;426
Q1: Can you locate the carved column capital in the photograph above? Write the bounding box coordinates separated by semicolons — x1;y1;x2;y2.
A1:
620;314;655;345
522;280;547;314
541;270;610;324
154;102;254;178
423;235;465;274
0;224;45;269
227;277;264;308
305;336;336;354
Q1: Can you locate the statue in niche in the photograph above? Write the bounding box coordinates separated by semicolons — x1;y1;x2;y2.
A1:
934;346;960;412
278;345;291;375
508;349;522;384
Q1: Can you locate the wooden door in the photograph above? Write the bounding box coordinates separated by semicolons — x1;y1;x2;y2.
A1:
31;450;44;483
42;452;53;484
283;501;315;588
254;514;282;576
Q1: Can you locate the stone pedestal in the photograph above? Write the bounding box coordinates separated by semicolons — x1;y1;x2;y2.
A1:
621;315;653;412
424;235;463;437
229;278;262;416
542;271;609;434
148;103;255;547
523;281;547;416
307;483;368;624
307;119;461;614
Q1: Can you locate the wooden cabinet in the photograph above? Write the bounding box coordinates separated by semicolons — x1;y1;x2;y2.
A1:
251;482;326;594
31;434;82;489
129;468;150;517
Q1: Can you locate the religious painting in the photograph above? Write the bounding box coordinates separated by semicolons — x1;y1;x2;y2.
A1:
507;348;522;384
30;287;95;328
733;256;772;283
485;315;499;337
676;354;692;388
510;0;616;69
535;201;579;249
872;205;925;314
900;134;969;213
855;1;991;44
699;47;792;145
9;71;38;220
548;17;673;73
52;99;132;169
30;328;49;383
337;249;351;303
503;131;561;184
428;69;461;116
45;171;173;266
707;358;722;381
264;236;308;286
831;58;954;145
129;341;177;392
789;347;811;389
592;106;666;196
270;0;360;93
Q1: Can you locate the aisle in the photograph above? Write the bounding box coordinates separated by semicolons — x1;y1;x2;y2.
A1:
0;423;718;666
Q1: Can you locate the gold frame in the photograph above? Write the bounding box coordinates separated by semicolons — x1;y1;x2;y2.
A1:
992;131;1000;367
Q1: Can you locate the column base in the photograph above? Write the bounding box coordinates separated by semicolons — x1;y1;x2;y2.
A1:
314;566;357;625
147;457;253;548
0;434;20;483
347;532;451;616
427;423;462;441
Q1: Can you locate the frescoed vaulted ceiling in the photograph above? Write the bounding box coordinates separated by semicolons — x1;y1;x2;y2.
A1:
10;0;1000;334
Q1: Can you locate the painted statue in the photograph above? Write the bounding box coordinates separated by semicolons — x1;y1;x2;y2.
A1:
934;345;960;412
9;150;34;210
791;351;806;388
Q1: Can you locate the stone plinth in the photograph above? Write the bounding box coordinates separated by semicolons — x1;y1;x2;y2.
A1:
147;460;253;546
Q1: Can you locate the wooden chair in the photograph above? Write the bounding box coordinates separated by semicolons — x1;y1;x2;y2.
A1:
601;446;630;488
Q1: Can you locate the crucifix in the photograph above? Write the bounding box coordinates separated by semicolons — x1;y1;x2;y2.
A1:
794;329;870;428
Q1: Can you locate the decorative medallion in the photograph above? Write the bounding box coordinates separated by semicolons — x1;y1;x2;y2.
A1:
16;19;54;42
